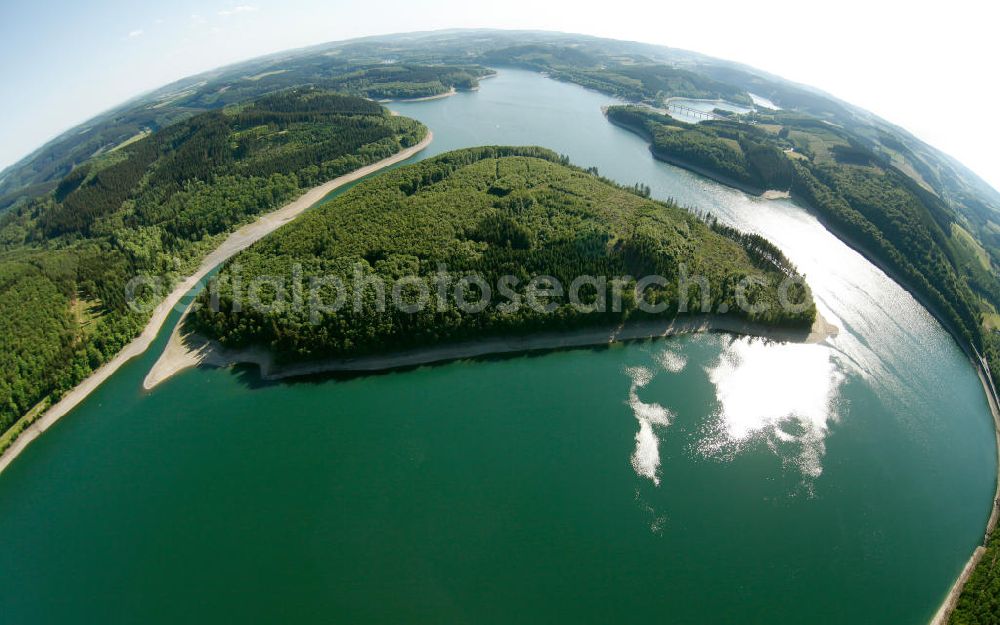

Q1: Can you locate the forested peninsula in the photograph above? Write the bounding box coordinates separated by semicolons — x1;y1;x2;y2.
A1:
187;147;815;364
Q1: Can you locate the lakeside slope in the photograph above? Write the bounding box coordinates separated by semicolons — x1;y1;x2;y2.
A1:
0;132;433;475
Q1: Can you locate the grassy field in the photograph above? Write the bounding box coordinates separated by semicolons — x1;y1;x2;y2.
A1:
952;223;993;272
106;129;152;154
70;295;105;336
982;312;1000;332
786;128;849;163
244;69;290;81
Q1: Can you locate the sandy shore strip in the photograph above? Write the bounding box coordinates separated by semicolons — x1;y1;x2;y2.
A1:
144;311;837;390
380;87;456;103
0;132;433;476
931;544;988;625
761;190;791;200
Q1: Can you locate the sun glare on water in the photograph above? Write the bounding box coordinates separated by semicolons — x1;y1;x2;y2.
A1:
626;338;844;489
701;337;844;482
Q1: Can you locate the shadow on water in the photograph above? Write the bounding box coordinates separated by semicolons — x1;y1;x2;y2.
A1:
218;329;804;391
222;341;628;389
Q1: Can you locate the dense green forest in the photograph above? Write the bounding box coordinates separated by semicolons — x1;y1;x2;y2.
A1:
0;90;426;447
189;147;814;362
951;534;1000;624
606;105;795;193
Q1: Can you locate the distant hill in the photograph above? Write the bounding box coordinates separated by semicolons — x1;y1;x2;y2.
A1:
4;30;998;242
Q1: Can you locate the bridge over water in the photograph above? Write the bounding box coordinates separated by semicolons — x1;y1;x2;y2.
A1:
665;102;733;121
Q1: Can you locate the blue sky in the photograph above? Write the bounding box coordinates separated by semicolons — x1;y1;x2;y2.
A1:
1;0;998;192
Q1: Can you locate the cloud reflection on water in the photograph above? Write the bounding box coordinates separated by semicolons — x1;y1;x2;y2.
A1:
626;365;675;486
